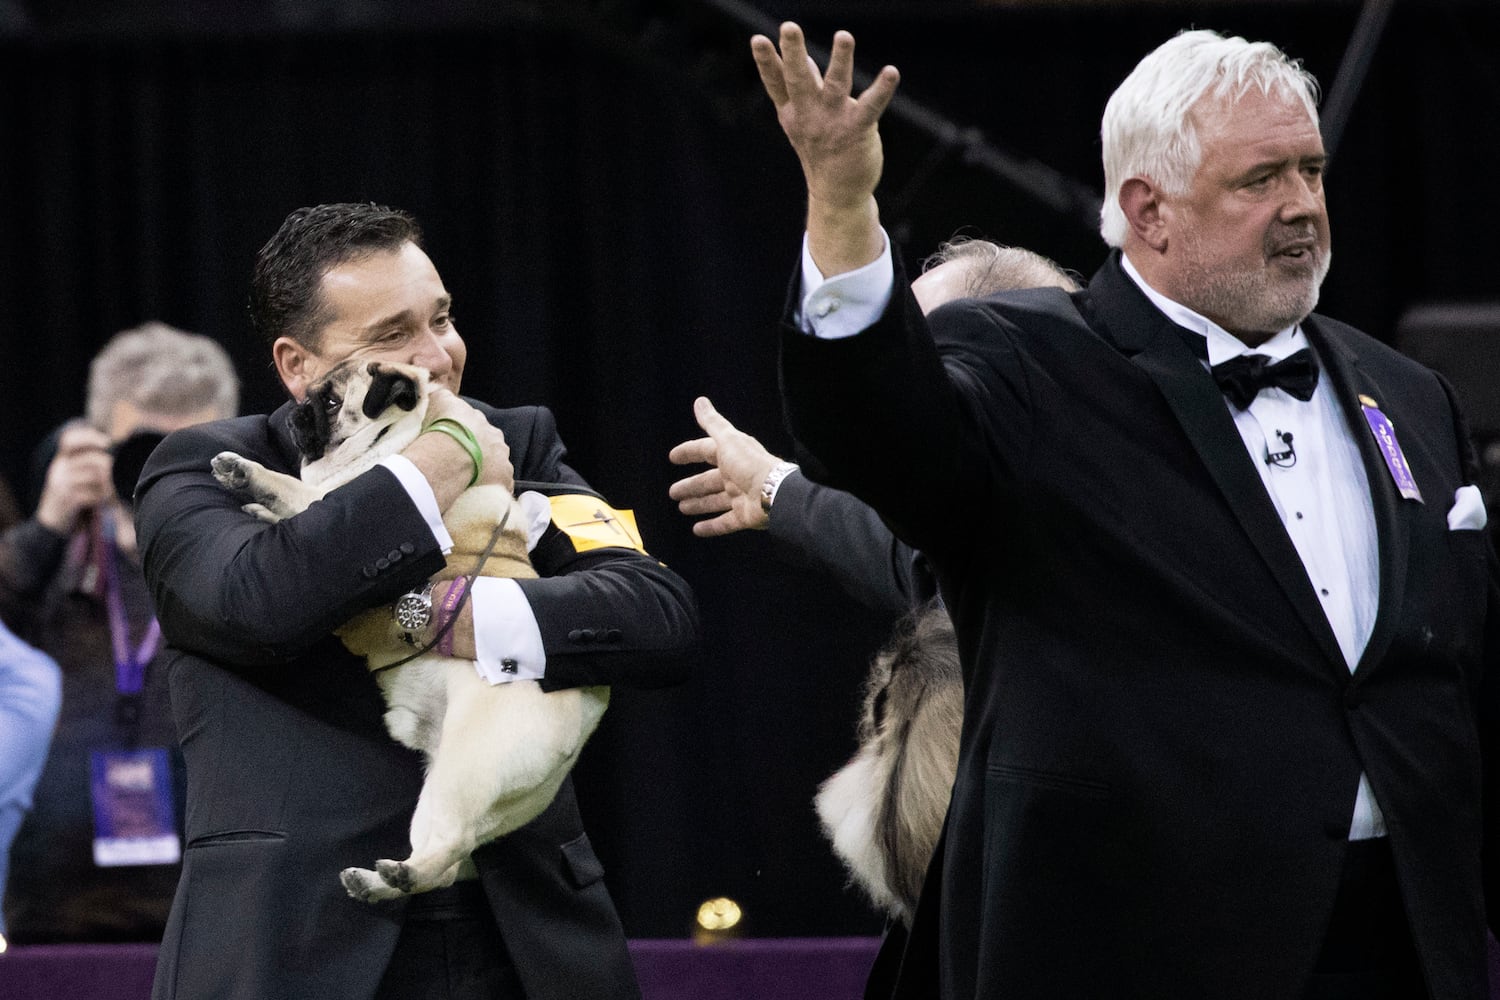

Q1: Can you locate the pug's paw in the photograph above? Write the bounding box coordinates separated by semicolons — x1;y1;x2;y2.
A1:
341;866;404;903
376;859;415;893
211;452;254;490
241;502;280;524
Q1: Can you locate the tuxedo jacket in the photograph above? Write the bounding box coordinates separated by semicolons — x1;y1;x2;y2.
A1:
768;469;936;615
134;399;698;1000
780;251;1498;1000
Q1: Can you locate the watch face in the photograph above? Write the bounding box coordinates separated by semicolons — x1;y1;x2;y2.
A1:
394;590;432;630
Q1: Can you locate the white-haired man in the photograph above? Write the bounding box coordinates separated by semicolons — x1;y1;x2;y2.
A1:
754;23;1493;1000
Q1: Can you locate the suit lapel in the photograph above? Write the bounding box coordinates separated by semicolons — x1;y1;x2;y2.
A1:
1083;255;1348;673
1302;319;1411;677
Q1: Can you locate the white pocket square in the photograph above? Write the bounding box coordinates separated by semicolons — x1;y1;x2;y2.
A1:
1447;484;1488;531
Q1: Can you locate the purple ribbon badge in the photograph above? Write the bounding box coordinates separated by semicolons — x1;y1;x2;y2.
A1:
1359;395;1422;503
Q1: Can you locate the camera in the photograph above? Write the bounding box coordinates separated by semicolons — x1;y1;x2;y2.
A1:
110;430;167;507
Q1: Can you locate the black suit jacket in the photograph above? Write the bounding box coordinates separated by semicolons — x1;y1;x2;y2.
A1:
134;399;698;1000
767;469;935;615
781;251;1497;1000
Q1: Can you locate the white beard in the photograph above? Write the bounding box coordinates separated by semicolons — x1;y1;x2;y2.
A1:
1177;225;1331;339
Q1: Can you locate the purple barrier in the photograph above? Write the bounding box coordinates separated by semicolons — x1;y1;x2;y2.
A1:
2;935;1496;998
0;938;882;1000
633;937;880;1000
0;943;157;999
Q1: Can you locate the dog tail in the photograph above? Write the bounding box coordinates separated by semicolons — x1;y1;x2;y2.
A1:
873;604;963;918
816;603;963;922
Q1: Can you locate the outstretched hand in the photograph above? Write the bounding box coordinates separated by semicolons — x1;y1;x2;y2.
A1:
668;397;781;538
750;22;899;275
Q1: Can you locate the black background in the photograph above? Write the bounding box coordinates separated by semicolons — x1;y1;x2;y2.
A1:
0;0;1495;937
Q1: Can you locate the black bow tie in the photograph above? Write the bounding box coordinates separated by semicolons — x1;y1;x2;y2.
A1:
1210;349;1320;410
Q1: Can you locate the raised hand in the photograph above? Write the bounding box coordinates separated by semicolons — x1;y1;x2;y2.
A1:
668;397;781;537
750;23;900;275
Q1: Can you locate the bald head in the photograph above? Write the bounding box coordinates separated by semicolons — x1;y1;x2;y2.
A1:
912;239;1079;314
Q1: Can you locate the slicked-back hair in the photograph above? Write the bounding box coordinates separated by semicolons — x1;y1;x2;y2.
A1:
250;202;425;349
1099;29;1320;248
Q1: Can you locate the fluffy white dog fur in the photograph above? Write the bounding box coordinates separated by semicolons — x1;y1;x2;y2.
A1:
814;605;962;924
211;359;608;903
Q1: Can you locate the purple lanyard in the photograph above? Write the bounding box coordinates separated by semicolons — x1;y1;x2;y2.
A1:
99;510;161;696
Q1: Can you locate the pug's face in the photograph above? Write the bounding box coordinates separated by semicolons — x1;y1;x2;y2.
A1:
290;360;430;482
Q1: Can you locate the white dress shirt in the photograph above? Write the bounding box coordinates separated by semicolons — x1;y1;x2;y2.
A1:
799;233;1387;839
378;454;549;685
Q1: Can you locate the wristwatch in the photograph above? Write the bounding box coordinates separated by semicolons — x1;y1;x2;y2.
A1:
759;461;800;513
394;582;435;646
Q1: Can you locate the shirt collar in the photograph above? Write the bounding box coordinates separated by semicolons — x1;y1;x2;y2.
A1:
1120;252;1305;365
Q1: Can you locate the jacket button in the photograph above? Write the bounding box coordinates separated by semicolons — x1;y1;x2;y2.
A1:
567;629;583;642
362;565;378;579
375;557;390;571
400;542;416;555
579;628;597;643
604;628;623;643
387;549;403;562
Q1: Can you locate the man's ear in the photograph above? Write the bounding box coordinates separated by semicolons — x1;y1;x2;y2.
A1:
273;337;315;402
1119;177;1170;252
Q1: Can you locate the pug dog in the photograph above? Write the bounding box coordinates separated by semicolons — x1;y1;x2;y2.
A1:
210;359;608;903
813;604;962;924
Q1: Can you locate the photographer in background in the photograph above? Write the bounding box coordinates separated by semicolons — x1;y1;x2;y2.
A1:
0;322;239;943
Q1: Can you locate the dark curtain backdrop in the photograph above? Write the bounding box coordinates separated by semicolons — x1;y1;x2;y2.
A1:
0;0;1495;938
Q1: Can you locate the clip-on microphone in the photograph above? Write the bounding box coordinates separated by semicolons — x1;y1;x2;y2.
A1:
1266;430;1296;468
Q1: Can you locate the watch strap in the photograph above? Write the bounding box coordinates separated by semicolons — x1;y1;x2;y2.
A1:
759;461;800;513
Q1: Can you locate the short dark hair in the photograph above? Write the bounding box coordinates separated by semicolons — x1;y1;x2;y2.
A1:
249;202;424;348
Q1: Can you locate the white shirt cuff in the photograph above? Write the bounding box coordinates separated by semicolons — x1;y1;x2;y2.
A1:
470;577;546;685
378;455;453;554
798;230;895;339
517;491;552;551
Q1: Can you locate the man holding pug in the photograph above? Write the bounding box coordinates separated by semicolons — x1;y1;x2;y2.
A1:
133;203;698;1000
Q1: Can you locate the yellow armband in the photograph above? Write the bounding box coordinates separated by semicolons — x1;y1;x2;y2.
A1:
548;494;647;554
